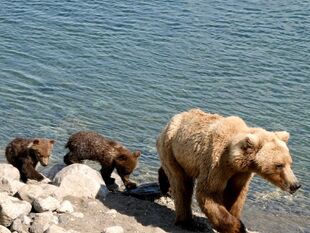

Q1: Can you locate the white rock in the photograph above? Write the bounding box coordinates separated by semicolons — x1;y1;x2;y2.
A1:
103;226;124;233
53;164;108;199
33;196;60;212
0;164;20;181
0;225;11;233
30;212;58;233
41;164;66;180
0;193;32;227
17;183;61;203
0;177;25;195
57;200;74;213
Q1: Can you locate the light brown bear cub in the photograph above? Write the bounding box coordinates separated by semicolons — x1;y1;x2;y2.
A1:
6;138;55;182
64;131;141;190
157;109;300;233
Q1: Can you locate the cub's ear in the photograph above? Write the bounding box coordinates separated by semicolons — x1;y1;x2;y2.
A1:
27;139;40;148
49;139;55;145
33;139;40;145
275;131;290;143
116;154;128;162
241;134;258;154
133;151;141;158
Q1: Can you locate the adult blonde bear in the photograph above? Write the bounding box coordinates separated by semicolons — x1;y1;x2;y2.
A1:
156;109;300;233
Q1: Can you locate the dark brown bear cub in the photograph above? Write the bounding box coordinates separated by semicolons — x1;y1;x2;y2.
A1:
64;131;141;190
5;138;55;182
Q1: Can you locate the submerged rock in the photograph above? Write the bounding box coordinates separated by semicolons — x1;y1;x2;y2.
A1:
123;182;161;201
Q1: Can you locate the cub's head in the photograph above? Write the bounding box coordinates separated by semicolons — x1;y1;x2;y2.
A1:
28;139;55;166
230;129;301;194
114;149;141;176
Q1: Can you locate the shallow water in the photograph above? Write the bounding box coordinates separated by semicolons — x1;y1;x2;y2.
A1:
0;0;309;232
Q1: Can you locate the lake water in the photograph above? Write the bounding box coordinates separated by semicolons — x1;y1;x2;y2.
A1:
0;1;309;232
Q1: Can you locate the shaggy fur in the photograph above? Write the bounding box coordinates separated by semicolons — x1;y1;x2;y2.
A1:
64;131;141;190
5;138;55;182
157;109;300;233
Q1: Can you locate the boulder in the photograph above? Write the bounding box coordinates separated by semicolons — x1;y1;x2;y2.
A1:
41;164;66;180
17;183;61;203
53;164;108;199
0;164;20;181
0;225;10;233
33;196;60;213
0;193;32;227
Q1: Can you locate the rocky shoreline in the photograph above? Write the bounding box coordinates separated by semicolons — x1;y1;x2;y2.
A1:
0;163;218;233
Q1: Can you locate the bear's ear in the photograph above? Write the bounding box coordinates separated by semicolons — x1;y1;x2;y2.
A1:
33;139;40;145
27;139;40;148
241;134;258;154
275;131;290;143
49;139;55;145
116;154;128;162
133;151;141;158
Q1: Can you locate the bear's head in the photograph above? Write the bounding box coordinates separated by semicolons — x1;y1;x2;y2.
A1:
114;149;141;176
230;129;301;194
28;139;55;166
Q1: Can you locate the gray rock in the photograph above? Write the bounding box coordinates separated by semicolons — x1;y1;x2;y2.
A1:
0;225;11;233
41;164;66;180
0;177;25;195
53;164;108;199
33;196;60;212
21;214;32;225
103;226;124;233
0;193;32;227
30;212;58;233
57;200;74;213
17;183;61;203
70;212;84;218
0;164;20;181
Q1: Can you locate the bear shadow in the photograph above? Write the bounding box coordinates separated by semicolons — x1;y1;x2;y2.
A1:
98;188;214;233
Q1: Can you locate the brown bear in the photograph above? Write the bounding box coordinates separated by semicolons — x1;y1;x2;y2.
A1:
64;131;141;190
156;109;301;233
5;138;55;182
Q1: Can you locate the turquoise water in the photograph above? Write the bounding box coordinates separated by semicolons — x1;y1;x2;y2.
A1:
0;1;309;232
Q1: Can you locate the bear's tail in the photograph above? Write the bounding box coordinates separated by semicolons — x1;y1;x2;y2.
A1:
158;167;170;196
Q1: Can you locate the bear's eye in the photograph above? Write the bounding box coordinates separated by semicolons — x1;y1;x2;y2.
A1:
275;164;285;169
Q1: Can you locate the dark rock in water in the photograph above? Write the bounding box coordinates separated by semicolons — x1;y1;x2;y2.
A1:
123;182;162;201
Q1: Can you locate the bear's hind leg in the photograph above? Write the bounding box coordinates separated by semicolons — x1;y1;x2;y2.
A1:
164;161;194;227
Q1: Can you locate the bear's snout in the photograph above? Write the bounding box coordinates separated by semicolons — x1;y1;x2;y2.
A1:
289;182;301;194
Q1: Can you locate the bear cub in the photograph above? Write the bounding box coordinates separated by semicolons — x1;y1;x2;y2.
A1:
5;138;55;182
64;131;141;190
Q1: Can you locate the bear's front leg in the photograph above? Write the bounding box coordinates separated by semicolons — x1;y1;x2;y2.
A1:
21;159;44;182
196;183;246;233
120;174;137;190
